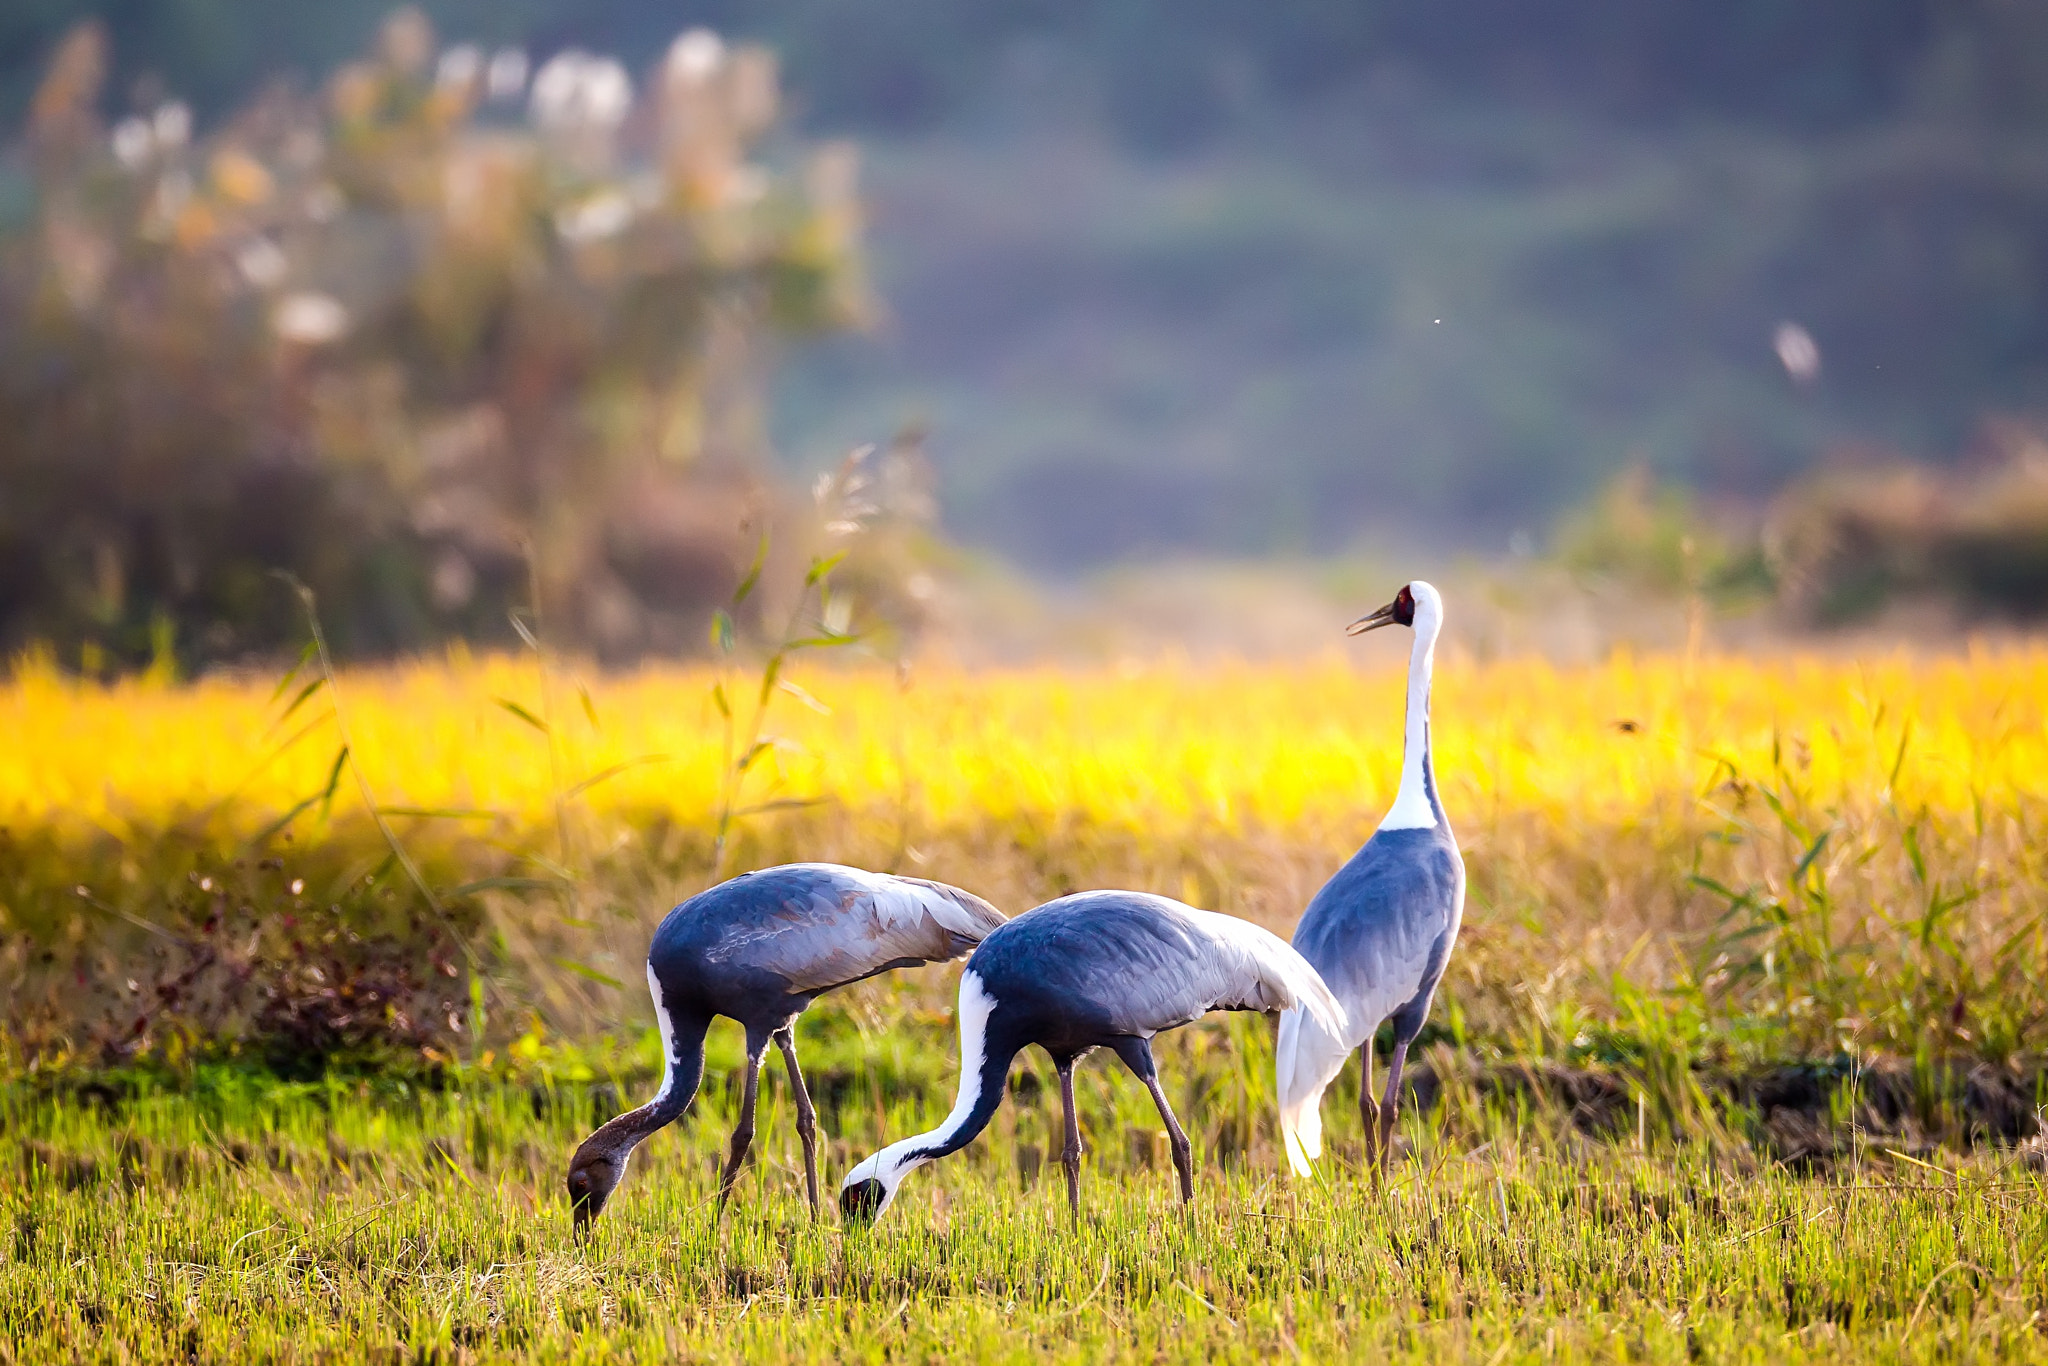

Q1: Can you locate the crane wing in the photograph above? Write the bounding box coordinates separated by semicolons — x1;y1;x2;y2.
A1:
1036;894;1345;1039
1169;903;1348;1039
740;864;1008;995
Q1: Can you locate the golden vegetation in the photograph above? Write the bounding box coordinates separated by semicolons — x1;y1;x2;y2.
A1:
6;647;2043;840
3;644;2044;1073
3;645;2043;1363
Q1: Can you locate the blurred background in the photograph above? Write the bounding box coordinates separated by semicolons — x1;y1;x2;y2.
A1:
5;0;2048;668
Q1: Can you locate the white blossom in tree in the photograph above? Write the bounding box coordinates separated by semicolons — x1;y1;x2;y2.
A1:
236;237;287;288
152;101;191;149
436;44;483;93
111;117;153;169
273;292;350;345
530;51;633;132
485;48;529;102
666;29;726;87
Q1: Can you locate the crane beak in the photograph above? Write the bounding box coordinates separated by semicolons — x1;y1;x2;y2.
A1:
1347;601;1399;635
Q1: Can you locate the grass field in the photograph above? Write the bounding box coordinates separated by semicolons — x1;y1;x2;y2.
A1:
3;1060;2044;1363
2;645;2046;1361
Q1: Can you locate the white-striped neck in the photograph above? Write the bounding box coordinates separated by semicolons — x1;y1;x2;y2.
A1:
646;962;679;1103
1376;581;1444;832
841;969;997;1215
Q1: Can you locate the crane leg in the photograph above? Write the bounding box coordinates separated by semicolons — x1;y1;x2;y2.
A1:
1359;1041;1380;1175
1056;1057;1083;1226
774;1024;821;1220
1376;1038;1412;1176
1112;1037;1193;1206
717;1026;772;1217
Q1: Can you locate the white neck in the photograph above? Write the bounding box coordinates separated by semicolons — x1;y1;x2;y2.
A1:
1377;584;1443;832
842;970;997;1213
646;962;679;1102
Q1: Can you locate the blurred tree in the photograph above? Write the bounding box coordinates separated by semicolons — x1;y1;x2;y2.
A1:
1765;424;2048;623
0;10;869;665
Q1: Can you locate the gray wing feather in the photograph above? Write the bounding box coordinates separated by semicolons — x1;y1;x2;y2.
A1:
1292;835;1464;1046
1080;896;1347;1038
729;865;1007;995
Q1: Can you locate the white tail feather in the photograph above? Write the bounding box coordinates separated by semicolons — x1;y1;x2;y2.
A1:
1275;1004;1354;1177
1168;905;1348;1174
1273;950;1348;1042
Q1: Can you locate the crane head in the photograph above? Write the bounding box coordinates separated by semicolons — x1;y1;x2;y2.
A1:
839;1176;888;1226
1348;582;1417;635
838;1142;917;1225
566;1146;624;1236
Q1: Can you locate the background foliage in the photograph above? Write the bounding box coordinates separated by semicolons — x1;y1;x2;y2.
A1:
11;2;2048;573
0;13;867;666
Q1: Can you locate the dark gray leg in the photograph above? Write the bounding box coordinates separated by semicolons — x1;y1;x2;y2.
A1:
774;1024;820;1219
1360;1041;1380;1173
1112;1037;1193;1204
1056;1056;1082;1225
1376;1037;1413;1175
717;1025;772;1215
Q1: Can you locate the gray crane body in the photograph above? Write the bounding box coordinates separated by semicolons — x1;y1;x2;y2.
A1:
566;863;1004;1230
1290;826;1463;1054
840;891;1346;1223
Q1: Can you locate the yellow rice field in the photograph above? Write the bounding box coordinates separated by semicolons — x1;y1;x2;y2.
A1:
4;639;2046;1085
9;654;2044;1366
3;645;2044;841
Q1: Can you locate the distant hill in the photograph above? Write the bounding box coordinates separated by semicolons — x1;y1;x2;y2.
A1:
0;1;2002;142
10;1;2048;567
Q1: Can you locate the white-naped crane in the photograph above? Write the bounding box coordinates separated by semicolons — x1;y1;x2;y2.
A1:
565;863;1005;1231
837;891;1346;1225
1276;580;1466;1178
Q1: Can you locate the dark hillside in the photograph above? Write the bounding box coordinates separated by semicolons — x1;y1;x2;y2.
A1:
9;1;2048;567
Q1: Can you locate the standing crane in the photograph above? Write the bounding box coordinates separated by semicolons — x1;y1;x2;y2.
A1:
838;891;1346;1225
1276;580;1466;1177
564;863;1005;1231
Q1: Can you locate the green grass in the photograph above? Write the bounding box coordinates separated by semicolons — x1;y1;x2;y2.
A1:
4;1017;2045;1365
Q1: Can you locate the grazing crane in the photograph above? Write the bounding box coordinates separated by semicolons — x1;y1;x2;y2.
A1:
565;863;1005;1231
838;891;1346;1225
1276;580;1466;1178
